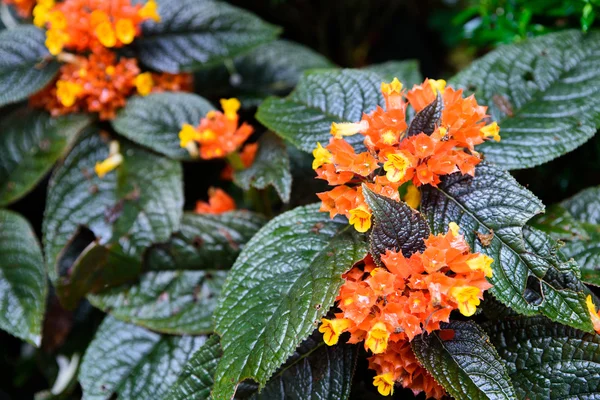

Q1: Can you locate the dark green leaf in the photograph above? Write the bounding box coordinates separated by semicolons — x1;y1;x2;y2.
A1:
194;39;334;107
452;30;600;170
79;317;205;400
112;92;214;160
145;211;265;271
362;185;429;265
421;163;594;331
406;93;443;137
137;0;280;73
43;129;183;284
166;335;222;400
88;270;226;335
562;186;600;225
363;60;423;88
0;26;60;106
234;132;292;202
412;320;516;400
0;109;91;206
211;204;368;399
0;210;46;346
256;69;385;152
484;317;600;399
529;204;590;241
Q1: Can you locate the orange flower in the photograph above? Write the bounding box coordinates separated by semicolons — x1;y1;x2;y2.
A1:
4;0;37;17
586;295;600;334
195;188;236;214
221;143;258;180
178;98;254;160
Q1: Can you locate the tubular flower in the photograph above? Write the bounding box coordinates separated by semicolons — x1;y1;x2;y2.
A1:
177;98;254;159
95;140;123;178
373;372;395;396
39;0;160;55
319;318;352;346
4;0;37;18
195;188;236;214
587;295;600;333
313;77;500;231
320;223;493;398
134;72;154;96
221;143;258;180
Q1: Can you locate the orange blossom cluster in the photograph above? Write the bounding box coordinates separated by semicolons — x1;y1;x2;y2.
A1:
195;188;237;214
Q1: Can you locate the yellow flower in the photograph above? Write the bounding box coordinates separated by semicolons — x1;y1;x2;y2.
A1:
381;130;398;146
380;77;403;95
179;124;201;148
198;129;216;143
429;79;446;94
349;205;371;233
115;18;136;45
586;295;600;333
95;141;123;178
45;28;69;56
450;286;481;317
319;318;351;346
95;21;117;48
383;152;411;183
55;80;83;107
467;254;494;278
481;122;501;142
403;183;421;209
48;10;67;30
330;120;368;139
134;72;154;96
220;98;241;121
373;372;395;396
139;0;161;22
448;221;460;236
33;0;55;27
365;321;389;354
312;142;332;170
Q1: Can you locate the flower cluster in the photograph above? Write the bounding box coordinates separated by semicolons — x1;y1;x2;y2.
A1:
313;78;500;232
195;188;237;214
319;223;494;397
178;98;254;160
35;0;159;55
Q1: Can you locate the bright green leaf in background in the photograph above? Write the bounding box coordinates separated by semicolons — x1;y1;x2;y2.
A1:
412;321;516;400
137;0;280;73
79;317;205;400
211;204;368;399
452;30;600;170
112;93;214;160
0;109;91;206
0;210;47;346
0;26;60;107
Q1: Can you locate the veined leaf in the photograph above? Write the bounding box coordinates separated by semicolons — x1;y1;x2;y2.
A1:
484;316;600;399
256;69;385;152
0;109;91;206
562;186;600;225
145;211;265;271
421;163;594;331
452;30;600;170
88;270;227;335
79;317;205;400
0;210;46;346
0;26;59;106
363;60;423;88
112;92;214;160
412;320;516;400
530;204;590;241
234;132;292;203
137;0;280;73
43;129;183;284
211;204;368;399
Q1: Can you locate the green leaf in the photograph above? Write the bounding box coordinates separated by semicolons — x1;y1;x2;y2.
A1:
145;211;265;271
166;335;222;400
363;60;423;88
484;316;600;399
137;0;280;73
0;210;46;346
43;129;183;284
112;92;214;161
211;204;368;399
529;204;590;241
233;132;292;202
194;39;334;107
256;69;385;152
0;109;91;206
562;186;600;225
412;320;517;400
88;270;226;335
421;163;594;331
79;316;205;400
362;185;430;265
451;30;600;170
0;26;60;107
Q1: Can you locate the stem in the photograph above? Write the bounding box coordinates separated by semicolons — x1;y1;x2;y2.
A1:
226;151;245;171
